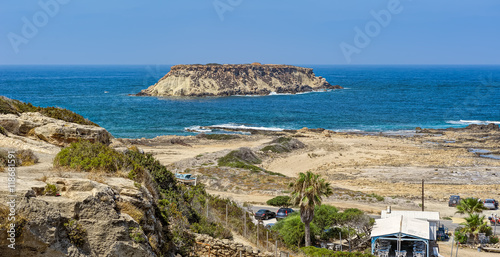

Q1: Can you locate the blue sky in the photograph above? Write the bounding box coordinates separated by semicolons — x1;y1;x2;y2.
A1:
1;0;499;65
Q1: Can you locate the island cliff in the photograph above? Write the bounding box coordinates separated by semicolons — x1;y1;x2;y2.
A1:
136;63;342;97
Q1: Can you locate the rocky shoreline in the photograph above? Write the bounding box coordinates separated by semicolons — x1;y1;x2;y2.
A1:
136;63;342;97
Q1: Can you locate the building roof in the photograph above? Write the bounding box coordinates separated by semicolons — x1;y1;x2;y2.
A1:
371;215;430;240
381;210;440;221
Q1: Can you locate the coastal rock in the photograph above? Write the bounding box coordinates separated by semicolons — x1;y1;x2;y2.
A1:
137;64;342;97
0;112;112;146
0;178;162;257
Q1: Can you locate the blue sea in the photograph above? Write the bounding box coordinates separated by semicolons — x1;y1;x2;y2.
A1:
1;65;499;138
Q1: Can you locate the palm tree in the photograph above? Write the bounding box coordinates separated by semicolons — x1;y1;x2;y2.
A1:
289;171;333;246
455;198;487;215
460;213;489;243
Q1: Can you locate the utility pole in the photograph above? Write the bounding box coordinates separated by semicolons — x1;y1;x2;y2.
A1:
340;231;342;251
422;179;425;211
450;236;454;257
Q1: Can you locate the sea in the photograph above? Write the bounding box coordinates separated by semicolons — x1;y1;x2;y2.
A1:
1;65;499;139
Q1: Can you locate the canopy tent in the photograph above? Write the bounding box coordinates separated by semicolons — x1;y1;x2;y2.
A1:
371;215;430;256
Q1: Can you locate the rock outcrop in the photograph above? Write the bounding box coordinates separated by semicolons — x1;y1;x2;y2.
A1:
0;112;112;146
137;64;342;97
0;177;164;257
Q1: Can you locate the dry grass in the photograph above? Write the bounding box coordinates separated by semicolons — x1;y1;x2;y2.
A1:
86;171;106;183
36;174;48;182
116;201;144;223
0;204;27;237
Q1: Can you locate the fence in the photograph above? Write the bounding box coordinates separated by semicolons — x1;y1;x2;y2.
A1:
194;196;292;256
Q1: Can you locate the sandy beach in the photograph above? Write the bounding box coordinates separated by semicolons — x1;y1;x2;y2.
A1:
115;126;500;217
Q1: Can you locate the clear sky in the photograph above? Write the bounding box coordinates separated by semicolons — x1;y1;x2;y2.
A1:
1;0;499;65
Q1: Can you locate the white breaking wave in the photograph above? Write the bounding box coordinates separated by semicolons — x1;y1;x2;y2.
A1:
209;123;285;132
446;120;500;125
332;129;363;133
184;126;212;133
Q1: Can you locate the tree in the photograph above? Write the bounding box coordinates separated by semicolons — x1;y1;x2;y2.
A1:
289;171;333;246
267;196;291;207
455;198;487;215
459;213;490;243
272;213;320;248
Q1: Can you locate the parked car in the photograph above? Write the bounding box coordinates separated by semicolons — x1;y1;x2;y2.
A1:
448;195;460;207
483;199;497;210
254;209;276;220
276;208;294;220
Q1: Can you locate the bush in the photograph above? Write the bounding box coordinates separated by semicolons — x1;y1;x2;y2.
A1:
271;213;320;248
64;219;87;247
0;96;98;126
16;149;38;166
300;246;375;257
490;235;499;244
313;205;339;239
191;217;232;239
129;227;146;243
454;229;468;244
44;183;58;196
218;149;263;172
267;196;291;207
54;140;128;172
367;193;384;202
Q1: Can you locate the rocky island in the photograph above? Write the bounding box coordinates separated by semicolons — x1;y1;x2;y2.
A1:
136;63;342;97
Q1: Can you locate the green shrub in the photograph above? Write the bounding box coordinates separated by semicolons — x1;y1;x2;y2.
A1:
129;227;146;243
191;217;232;239
367;193;384;202
276;137;292;144
0;96;98;126
64;219;87;247
454;229;468;244
300;246;375;257
54;140;128;172
218;149;263;172
490;235;499;244
267;196;291;207
271;213;320;248
44;183;58;196
126;149;178;192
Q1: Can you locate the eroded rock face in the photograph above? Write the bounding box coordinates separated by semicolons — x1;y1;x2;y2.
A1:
0;112;112;146
0;178;162;257
137;64;342;97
